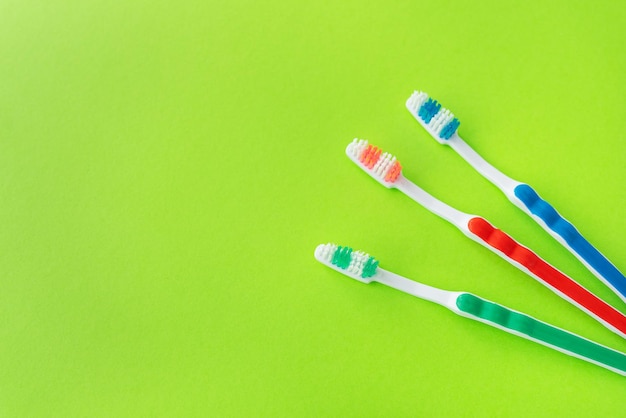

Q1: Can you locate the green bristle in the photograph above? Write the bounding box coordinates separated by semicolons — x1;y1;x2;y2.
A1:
339;247;353;269
332;246;353;269
362;257;379;278
331;246;343;266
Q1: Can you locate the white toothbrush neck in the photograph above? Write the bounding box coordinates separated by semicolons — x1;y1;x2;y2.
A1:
395;175;473;228
375;268;459;308
448;134;521;192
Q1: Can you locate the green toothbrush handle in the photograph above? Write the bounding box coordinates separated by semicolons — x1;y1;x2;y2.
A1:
455;293;626;375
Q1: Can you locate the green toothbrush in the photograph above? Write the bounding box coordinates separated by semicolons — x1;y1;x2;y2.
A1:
315;243;626;376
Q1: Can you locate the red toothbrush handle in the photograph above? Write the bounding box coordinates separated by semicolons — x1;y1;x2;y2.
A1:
467;217;626;336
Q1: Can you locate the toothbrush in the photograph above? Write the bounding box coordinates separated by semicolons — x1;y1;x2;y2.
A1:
406;90;626;304
345;138;626;338
314;243;626;376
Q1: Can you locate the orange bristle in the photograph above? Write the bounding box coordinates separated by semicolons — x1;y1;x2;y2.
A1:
385;161;402;182
366;148;381;168
359;144;373;164
360;145;381;169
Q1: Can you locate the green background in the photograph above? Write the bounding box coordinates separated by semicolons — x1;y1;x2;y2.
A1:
2;0;625;416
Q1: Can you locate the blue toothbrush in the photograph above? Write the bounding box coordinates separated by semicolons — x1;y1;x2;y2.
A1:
406;90;626;304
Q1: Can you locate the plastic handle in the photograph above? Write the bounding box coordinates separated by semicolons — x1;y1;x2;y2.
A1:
455;293;626;374
514;184;626;299
467;216;626;337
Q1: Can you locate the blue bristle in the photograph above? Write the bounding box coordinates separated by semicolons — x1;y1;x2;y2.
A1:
419;99;432;122
418;98;441;124
417;100;428;120
440;118;460;140
417;103;427;120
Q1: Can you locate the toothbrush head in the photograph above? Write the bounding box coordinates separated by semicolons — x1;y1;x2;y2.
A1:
346;138;402;188
406;91;460;143
314;243;379;283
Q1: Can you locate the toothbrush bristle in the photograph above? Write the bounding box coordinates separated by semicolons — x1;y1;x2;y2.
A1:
348;139;402;183
360;144;381;169
440;118;460;140
419;98;441;123
407;90;461;140
318;243;379;278
385;160;402;182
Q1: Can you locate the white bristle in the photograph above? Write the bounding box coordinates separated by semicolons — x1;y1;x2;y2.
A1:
347;138;368;159
371;152;385;172
430;108;454;134
317;243;337;263
407;91;428;112
347;251;369;276
407;90;429;112
372;152;396;179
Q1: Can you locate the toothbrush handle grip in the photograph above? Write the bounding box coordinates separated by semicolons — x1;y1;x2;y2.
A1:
513;184;626;299
467;217;626;337
455;293;626;375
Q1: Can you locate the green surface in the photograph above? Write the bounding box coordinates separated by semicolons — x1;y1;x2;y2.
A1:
1;0;625;416
456;293;626;374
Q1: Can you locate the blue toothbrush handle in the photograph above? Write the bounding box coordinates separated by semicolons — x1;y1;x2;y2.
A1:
514;184;626;300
